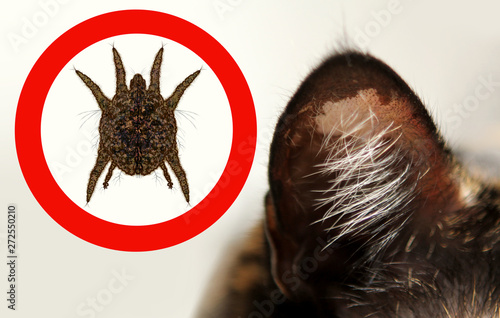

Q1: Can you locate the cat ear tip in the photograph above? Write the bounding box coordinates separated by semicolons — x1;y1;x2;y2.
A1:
321;49;376;64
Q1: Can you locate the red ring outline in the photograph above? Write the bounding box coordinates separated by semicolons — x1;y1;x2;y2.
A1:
15;10;256;251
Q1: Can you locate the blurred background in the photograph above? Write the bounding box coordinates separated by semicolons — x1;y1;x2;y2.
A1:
2;0;500;317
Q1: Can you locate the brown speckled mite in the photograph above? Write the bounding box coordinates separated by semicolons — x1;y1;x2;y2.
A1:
75;47;199;203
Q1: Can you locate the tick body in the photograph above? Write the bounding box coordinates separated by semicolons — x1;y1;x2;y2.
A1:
76;47;199;203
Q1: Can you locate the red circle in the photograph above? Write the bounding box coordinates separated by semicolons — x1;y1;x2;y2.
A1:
15;10;256;251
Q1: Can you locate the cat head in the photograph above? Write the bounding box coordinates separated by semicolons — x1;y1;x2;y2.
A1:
265;52;500;317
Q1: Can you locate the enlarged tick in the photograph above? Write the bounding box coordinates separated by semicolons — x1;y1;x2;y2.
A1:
75;47;199;203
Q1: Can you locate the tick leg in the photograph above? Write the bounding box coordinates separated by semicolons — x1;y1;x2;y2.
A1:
75;70;111;111
103;161;116;189
149;47;163;93
166;151;190;202
164;69;200;110
159;162;174;189
112;48;128;94
87;152;110;203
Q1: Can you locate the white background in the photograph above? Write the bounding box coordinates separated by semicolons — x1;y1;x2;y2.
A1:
1;1;500;317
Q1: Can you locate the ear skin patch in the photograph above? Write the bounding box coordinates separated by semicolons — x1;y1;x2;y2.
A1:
314;89;382;137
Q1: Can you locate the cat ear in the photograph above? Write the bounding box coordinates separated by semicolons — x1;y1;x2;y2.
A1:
265;52;471;301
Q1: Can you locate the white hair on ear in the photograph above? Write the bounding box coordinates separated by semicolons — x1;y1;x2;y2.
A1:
309;90;423;258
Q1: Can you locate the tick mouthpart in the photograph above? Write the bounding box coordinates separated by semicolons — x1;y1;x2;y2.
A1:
130;74;146;90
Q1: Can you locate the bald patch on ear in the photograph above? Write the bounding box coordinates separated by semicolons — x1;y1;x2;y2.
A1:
314;88;382;138
313;87;436;153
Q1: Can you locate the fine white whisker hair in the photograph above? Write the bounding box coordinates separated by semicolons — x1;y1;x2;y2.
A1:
309;107;418;260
